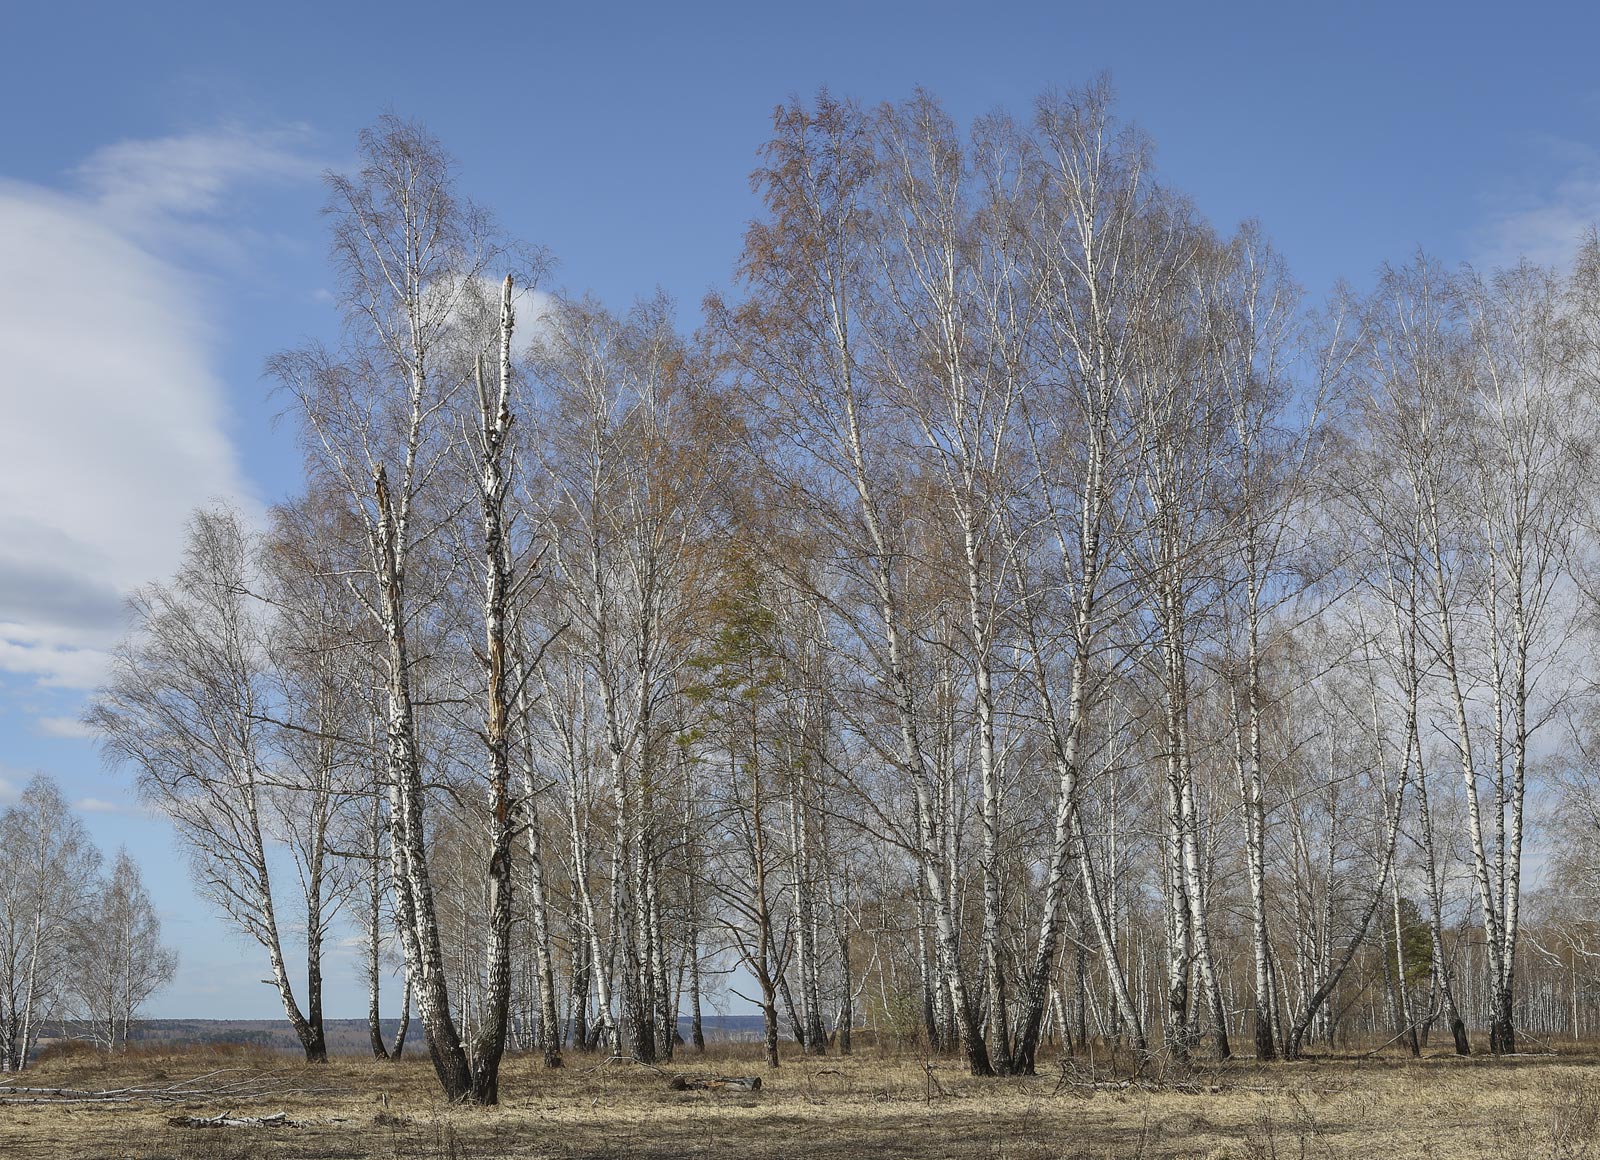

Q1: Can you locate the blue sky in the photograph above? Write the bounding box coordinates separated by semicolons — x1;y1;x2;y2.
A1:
4;0;1599;1019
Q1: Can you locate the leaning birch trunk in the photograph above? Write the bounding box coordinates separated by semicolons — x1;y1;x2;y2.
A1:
374;464;474;1102
392;972;411;1059
1010;580;1145;1068
1371;657;1419;1058
1028;83;1163;1063
781;100;988;1074
273;119;511;1101
1281;728;1410;1059
838;361;991;1074
875;101;1024;1075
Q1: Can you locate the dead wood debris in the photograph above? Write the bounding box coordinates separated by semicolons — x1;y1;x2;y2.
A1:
0;1067;351;1108
668;1074;763;1093
167;1111;299;1129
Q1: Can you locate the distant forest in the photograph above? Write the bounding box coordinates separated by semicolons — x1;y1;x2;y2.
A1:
38;1016;776;1059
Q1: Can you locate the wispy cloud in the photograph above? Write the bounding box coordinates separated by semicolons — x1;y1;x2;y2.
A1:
0;126;318;694
1473;139;1600;271
36;714;97;739
77;125;316;222
74;795;151;819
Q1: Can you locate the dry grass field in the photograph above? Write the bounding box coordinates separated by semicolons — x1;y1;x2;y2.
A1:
4;1040;1599;1159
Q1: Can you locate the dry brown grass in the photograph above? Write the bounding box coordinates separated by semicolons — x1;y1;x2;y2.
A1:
3;1041;1598;1159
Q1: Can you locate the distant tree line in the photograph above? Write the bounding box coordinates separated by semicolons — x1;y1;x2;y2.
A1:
88;82;1600;1102
0;775;175;1070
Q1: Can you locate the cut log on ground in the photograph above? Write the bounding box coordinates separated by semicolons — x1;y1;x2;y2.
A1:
668;1075;762;1093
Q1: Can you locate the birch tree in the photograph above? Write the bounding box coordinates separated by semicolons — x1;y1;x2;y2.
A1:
91;509;341;1063
0;777;101;1071
67;849;177;1052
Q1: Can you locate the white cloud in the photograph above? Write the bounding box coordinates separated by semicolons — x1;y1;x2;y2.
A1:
0;127;315;690
0;623;110;690
514;285;558;341
36;714;97;739
0;777;17;806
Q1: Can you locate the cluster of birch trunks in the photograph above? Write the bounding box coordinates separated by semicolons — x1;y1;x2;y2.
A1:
88;83;1600;1102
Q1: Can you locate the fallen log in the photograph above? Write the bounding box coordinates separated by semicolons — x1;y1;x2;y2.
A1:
167;1111;296;1128
668;1074;762;1093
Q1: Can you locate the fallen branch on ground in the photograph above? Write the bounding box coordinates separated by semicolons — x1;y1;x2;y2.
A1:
168;1111;297;1129
0;1067;352;1107
668;1074;762;1092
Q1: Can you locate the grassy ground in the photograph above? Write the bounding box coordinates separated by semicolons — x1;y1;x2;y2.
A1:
3;1040;1599;1159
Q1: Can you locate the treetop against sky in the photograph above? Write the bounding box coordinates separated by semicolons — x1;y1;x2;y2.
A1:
2;0;1598;1020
